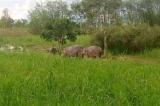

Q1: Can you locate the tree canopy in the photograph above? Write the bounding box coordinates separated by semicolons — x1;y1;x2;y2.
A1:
0;8;14;28
29;1;78;48
41;18;77;46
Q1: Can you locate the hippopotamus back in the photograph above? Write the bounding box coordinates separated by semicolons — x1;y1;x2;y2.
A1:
84;46;103;58
63;45;83;57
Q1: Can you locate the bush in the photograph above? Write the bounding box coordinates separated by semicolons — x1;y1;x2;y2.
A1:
91;24;160;54
41;18;77;49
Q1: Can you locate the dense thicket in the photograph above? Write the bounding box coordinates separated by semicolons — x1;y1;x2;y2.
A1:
92;24;160;54
71;0;160;53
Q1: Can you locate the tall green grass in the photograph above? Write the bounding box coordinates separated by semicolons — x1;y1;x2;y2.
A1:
0;52;159;106
140;48;160;59
0;35;50;46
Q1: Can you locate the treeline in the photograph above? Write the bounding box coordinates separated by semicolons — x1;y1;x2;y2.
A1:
0;8;28;28
28;0;160;53
70;0;160;30
28;0;160;33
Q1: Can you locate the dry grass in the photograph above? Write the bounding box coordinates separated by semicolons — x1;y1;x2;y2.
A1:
0;28;31;36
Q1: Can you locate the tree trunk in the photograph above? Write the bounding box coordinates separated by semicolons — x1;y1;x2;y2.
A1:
104;35;107;56
57;41;62;54
58;39;64;54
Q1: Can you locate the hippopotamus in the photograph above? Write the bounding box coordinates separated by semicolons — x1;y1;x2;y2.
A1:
63;45;83;57
83;46;103;58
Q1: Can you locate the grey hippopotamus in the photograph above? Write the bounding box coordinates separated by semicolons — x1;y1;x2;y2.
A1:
63;45;83;57
83;46;103;58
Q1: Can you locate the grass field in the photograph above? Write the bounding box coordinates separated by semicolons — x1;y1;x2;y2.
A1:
0;35;160;106
0;35;91;52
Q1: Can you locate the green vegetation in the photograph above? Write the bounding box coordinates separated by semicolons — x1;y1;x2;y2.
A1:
0;9;27;28
71;0;160;28
0;0;160;105
0;35;50;47
26;0;160;54
92;24;160;54
0;51;159;106
28;1;70;35
29;1;81;50
0;35;91;50
140;48;160;60
42;18;78;47
0;34;159;106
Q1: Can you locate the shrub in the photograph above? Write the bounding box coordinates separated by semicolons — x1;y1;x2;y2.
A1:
41;18;77;51
91;24;160;54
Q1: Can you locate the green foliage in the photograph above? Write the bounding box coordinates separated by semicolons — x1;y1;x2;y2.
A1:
28;1;70;34
0;8;14;28
41;18;77;46
28;1;79;48
81;0;122;26
28;3;49;34
0;8;27;29
92;24;160;54
125;0;160;26
14;19;28;28
72;0;160;28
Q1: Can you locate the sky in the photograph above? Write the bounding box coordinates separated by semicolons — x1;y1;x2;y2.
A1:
0;0;73;19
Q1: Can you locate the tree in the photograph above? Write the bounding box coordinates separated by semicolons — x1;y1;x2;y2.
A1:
14;19;28;27
71;0;122;30
139;0;160;26
28;3;49;34
71;0;160;27
124;0;160;26
46;0;69;19
0;8;14;28
41;18;77;50
29;1;70;34
29;1;78;51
